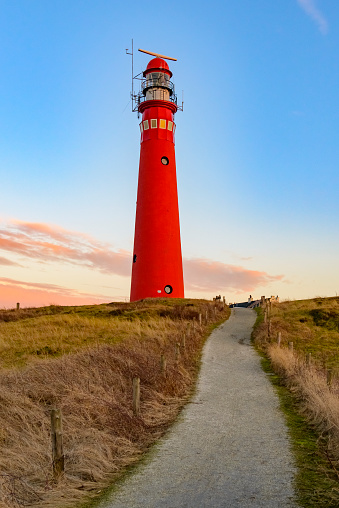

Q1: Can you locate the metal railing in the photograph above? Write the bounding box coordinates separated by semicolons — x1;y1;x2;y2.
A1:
141;77;175;95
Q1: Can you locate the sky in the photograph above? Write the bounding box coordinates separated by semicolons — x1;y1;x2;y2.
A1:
0;0;339;308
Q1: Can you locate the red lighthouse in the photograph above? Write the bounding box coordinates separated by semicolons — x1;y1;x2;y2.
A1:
130;51;184;301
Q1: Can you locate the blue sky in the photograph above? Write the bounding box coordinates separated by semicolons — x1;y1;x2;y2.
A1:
0;0;338;307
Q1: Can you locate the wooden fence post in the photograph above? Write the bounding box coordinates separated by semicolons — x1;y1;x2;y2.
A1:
160;355;167;376
277;332;281;347
199;313;202;328
205;310;208;324
133;377;140;416
175;343;180;364
327;369;333;388
187;322;191;338
51;409;64;479
16;302;20;311
264;309;267;323
268;320;271;338
306;352;311;367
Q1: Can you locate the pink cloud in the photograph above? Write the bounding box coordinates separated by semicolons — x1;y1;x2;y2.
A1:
0;220;131;276
0;277;110;308
0;220;284;303
183;258;284;294
0;256;21;266
297;0;328;34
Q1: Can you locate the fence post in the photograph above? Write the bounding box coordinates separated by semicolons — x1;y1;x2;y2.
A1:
264;309;267;323
51;409;64;479
133;377;140;416
199;313;202;328
288;342;294;352
277;332;281;347
306;352;311;367
16;302;20;311
187;322;191;337
160;355;167;376
327;369;333;388
268;320;271;338
175;343;180;364
205;310;208;324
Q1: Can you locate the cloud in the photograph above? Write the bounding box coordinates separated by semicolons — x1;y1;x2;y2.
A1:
0;277;110;308
297;0;328;34
183;258;284;294
0;219;284;303
0;256;21;266
0;219;131;276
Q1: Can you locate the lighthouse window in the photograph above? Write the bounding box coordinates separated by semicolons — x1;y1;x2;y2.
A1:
151;119;157;129
139;122;143;133
173;124;176;134
161;156;169;165
143;120;149;130
164;285;173;294
167;121;173;131
159;119;166;129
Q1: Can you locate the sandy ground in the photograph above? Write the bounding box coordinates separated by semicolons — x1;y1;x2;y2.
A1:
98;307;297;508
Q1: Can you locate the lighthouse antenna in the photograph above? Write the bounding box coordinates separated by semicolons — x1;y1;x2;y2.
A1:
138;48;177;61
125;39;134;111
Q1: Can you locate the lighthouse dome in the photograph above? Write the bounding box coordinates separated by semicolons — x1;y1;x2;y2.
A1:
143;58;172;78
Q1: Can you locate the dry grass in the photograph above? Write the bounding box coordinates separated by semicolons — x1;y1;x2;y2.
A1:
269;345;339;460
0;299;230;507
253;297;339;492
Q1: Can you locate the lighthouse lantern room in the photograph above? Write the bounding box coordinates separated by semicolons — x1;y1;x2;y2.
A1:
129;48;184;302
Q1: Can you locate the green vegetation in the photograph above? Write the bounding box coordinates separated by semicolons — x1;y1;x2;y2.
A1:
269;297;339;369
0;298;213;369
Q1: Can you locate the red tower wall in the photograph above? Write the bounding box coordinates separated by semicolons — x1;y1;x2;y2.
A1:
130;98;184;301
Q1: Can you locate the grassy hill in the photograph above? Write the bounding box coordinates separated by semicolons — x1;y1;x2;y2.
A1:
252;296;339;507
0;298;229;508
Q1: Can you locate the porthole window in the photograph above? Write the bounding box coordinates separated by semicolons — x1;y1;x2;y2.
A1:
164;285;173;294
151;119;157;129
161;156;169;165
143;120;149;130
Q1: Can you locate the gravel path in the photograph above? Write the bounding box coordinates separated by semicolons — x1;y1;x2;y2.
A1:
99;308;297;508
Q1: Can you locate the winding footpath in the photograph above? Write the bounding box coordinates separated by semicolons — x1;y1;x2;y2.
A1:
99;308;297;508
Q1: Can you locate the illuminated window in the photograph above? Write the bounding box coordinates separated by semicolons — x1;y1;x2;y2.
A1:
159;119;166;129
151;119;157;129
139;122;143;133
167;121;173;131
143;120;149;130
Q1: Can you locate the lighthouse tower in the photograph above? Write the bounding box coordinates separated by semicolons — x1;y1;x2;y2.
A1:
130;54;184;301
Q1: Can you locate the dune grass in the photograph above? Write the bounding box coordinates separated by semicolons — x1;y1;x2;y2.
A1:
0;298;230;508
252;297;339;507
